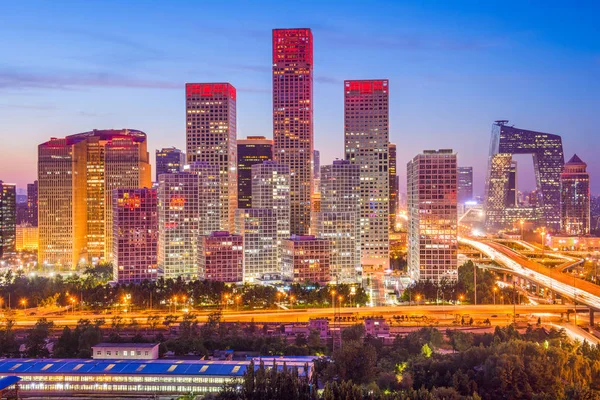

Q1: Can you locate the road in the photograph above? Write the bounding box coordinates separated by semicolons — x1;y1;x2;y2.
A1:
461;237;600;310
6;304;583;327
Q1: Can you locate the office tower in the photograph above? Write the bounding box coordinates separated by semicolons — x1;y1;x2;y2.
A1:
457;167;473;204
185;83;237;231
407;149;458;282
314;160;361;282
38;138;87;269
15;225;38;252
282;235;330;283
313;150;320;180
252;161;291;260
157;167;219;280
0;181;17;257
38;129;151;269
103;136;152;261
389;143;398;230
234;208;278;282
237;136;273;209
155;147;185;181
344;79;390;269
26;181;38;227
112;188;159;283
198;231;243;283
485;120;564;231
561;154;590;235
272;28;313;235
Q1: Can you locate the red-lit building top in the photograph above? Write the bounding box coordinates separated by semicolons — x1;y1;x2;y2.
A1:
185;83;236;101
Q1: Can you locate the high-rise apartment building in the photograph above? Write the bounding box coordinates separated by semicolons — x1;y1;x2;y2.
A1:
407;149;458;282
282;235;330;284
0;181;17;257
237;136;273;209
198;231;243;283
344;80;390;269
155;147;185;181
485;121;564;231
252;161;290;262
234;208;278;282
457;167;473;204
272;28;313;235
389;143;398;231
38;129;151;269
112;188;159;283
561;154;590;235
157;165;220;280
314;160;361;282
186;83;237;231
26;181;38;227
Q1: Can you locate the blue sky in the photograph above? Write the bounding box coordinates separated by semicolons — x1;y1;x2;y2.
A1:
1;0;599;194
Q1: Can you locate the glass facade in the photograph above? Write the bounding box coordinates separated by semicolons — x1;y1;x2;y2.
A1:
237;137;273;209
560;154;590;235
0;181;16;257
155;147;185;182
485;121;564;231
407;149;458;282
273;28;314;236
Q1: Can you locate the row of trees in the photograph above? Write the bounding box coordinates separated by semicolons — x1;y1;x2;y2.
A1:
401;261;516;305
213;322;600;399
0;268;368;311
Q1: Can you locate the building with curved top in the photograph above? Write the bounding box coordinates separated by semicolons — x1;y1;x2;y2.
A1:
38;129;151;269
484;121;564;231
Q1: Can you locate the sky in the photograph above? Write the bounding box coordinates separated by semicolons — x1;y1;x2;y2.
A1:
0;0;599;195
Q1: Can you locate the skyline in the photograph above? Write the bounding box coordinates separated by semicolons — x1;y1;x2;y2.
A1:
1;1;599;194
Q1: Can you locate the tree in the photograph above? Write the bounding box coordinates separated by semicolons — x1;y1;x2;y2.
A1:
24;318;54;358
421;343;432;358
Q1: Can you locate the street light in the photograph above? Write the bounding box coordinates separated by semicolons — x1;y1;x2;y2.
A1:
493;287;498;305
20;298;27;310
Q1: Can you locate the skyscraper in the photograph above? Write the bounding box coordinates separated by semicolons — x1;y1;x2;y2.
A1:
272;28;313;235
457;167;473;204
485;121;564;231
561;154;590;235
186;83;237;231
252;161;291;262
38;137;87;269
0;181;16;258
237;136;273;209
314;160;361;282
344;79;390;269
198;231;243;283
112;188;159;283
38;129;151;268
26;181;38;227
155;147;185;181
407;149;458;282
389;143;398;230
313;150;320;180
234;208;278;282
157;164;220;280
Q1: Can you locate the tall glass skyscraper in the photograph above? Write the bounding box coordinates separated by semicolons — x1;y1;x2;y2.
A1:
237;136;273;209
457;167;473;204
344;79;390;269
185;83;237;232
272;28;313;235
0;181;16;258
407;149;458;282
485;121;564;231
